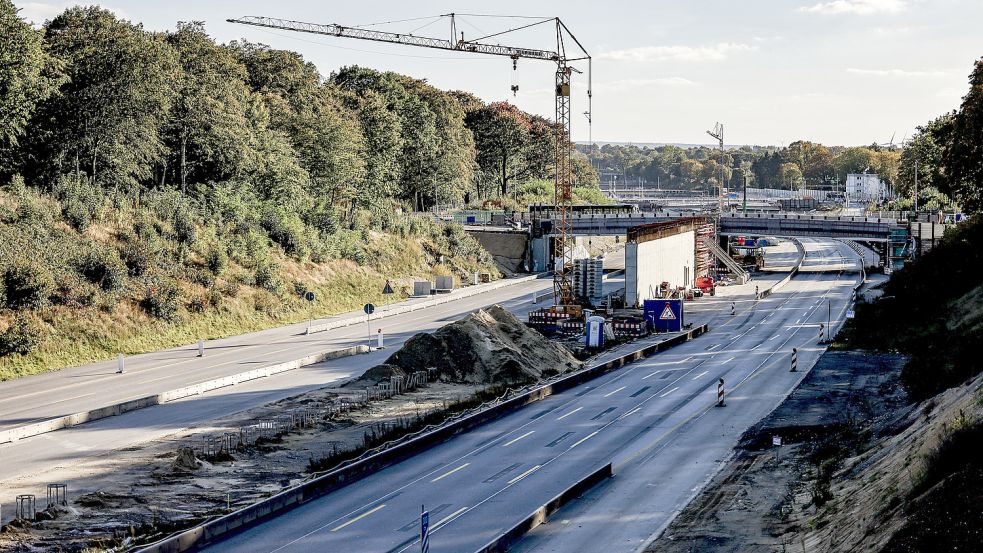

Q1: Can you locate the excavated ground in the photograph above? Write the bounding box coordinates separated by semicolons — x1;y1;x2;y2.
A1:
647;349;983;553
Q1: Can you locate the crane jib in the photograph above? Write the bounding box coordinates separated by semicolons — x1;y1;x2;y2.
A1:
227;17;559;62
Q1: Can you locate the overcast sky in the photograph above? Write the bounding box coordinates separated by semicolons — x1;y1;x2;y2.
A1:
14;0;983;147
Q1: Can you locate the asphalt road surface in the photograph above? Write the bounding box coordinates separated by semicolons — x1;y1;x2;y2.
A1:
200;238;859;553
0;278;554;435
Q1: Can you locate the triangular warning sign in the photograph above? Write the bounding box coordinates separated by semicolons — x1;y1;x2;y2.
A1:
659;303;676;320
382;280;394;295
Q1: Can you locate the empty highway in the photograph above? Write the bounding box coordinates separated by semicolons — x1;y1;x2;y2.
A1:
196;238;860;553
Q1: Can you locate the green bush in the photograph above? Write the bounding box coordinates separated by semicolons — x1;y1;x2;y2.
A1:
0;316;44;356
254;262;284;294
261;207;308;257
54;176;103;231
53;272;98;308
140;277;180;321
187;295;207;313
2;261;55;309
207;288;223;308
218;280;240;298
205;247;228;276
120;235;162;277
174;207;197;245
76;246;127;292
186;267;214;288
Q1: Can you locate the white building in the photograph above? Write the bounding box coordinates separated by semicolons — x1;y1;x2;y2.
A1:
846;173;893;203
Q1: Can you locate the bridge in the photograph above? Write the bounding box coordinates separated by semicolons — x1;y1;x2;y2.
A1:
536;211;903;241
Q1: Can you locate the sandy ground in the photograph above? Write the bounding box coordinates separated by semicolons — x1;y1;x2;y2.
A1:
646;350;909;553
0;380;480;552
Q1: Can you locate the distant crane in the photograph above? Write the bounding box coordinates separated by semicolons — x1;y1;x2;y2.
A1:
706;122;725;243
228;14;592;309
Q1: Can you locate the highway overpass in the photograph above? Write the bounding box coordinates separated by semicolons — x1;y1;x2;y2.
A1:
540;212;903;241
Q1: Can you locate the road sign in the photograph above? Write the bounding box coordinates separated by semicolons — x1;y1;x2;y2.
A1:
643;299;683;333
304;291;315;302
659;304;676;320
383;280;394;295
364;303;375;315
421;509;430;553
772;435;782;447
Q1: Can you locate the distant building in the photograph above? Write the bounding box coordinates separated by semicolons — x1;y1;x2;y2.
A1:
846;173;892;202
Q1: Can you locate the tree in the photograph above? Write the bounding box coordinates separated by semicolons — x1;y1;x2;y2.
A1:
833;147;877;183
165;22;252;193
780;162;804;190
0;0;63;172
30;7;179;188
946;57;983;214
898;114;956;207
466;101;531;196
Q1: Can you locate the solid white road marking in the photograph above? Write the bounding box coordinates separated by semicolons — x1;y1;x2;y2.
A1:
507;465;542;484
556;407;582;421
603;386;627;398
431;463;470;482
568;431;599;450
660;387;680;398
502;431;535;447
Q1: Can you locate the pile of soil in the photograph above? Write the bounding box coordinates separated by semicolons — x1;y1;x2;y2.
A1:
356;305;580;386
171;447;201;472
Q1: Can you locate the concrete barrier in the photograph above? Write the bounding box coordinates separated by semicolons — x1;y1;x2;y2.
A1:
474;463;614;553
0;345;369;445
135;325;708;553
307;274;545;334
758;238;805;300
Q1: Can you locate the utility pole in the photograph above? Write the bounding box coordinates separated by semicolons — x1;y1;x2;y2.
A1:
914;157;919;214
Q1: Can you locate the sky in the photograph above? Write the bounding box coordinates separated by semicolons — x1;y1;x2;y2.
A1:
13;0;983;147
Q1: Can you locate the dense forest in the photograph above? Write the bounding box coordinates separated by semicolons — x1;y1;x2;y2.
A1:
0;3;599;377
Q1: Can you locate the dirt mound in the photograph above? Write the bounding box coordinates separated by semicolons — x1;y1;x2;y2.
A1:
171;447;201;472
356;305;579;386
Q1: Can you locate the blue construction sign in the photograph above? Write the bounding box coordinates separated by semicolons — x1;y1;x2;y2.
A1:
643;299;684;333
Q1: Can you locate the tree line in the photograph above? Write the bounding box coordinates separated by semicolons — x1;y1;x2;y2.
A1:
0;3;596;220
581;56;981;214
580;141;902;194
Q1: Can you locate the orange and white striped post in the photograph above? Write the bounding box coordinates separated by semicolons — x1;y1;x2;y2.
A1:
716;377;725;407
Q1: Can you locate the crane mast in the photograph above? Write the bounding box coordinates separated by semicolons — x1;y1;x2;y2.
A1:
228;14;591;308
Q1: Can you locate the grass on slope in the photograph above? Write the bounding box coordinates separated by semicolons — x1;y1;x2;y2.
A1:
0;183;498;380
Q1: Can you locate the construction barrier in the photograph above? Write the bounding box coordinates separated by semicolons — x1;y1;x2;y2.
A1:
474;463;613;553
136;324;708;553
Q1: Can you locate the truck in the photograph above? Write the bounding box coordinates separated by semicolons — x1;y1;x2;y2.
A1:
695;276;716;296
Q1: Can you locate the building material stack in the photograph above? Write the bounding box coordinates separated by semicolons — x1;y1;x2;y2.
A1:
572;257;604;306
695;220;715;279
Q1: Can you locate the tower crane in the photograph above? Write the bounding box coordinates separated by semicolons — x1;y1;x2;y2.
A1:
227;14;592;308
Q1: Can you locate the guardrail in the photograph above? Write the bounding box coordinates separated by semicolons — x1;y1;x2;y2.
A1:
306;274;545;334
757;238;805;300
475;463;614;553
135;324;708;553
0;346;369;445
